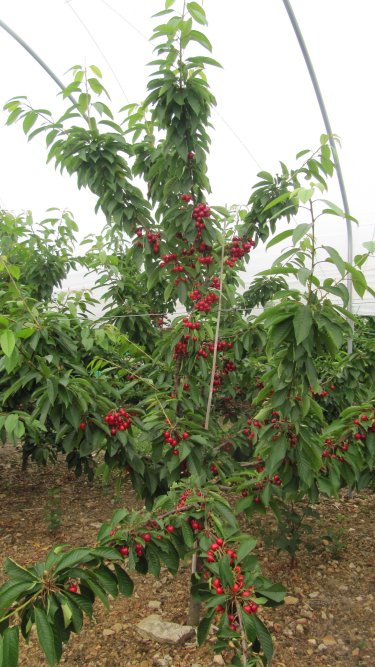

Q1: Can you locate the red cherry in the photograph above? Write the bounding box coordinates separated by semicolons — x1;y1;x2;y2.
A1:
119;546;129;556
216;538;224;547
68;584;78;593
110;428;117;436
166;525;175;533
79;422;86;430
182;432;189;440
141;533;152;542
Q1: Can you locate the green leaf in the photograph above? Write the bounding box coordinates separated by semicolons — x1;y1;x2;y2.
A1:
54;548;92;573
186;29;212;51
255;583;286;603
145;545;161;579
88;78;104;95
363;240;375;253
266;436;288;475
0;330;16;357
186;56;222;68
320;199;357;223
78;93;90;113
23;111;38;134
197;610;214;645
257;170;274;182
323;245;346;277
218;555;233;588
252;614;273;663
3;559;37;583
345;264;367;297
2;626;19;667
158;542;179;575
7;264;21;279
94;566;118;597
236;537;257;562
90;65;102;77
113;565;134;597
0;580;35;616
293;305;313;345
266;229;293;250
181;519;194;547
292;223;310;245
35;608;57;666
187;2;207;24
262;192;290;212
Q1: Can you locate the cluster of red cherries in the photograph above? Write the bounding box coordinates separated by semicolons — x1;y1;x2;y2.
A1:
162;428;189;456
103;408;132;436
321;413;375;459
192;201;211;235
145;229;161;254
225;237;255;267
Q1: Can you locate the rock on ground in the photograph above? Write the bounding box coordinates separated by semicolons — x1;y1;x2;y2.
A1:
136;614;195;645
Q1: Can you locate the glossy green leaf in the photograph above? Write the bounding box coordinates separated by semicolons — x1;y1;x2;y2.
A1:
35;608;57;666
293;305;313;345
2;626;19;667
0;330;16;357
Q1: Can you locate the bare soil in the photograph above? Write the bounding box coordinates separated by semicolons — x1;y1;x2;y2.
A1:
1;445;374;667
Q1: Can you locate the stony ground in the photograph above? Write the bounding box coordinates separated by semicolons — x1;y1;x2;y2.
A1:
1;445;374;667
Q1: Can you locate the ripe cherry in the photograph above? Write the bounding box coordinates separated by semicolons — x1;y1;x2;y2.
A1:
119;546;129;556
166;525;175;533
68;584;78;593
79;422;86;430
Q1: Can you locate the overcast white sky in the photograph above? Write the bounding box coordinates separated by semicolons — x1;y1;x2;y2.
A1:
0;1;374;313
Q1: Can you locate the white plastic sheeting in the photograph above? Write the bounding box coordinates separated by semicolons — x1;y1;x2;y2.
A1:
0;1;374;313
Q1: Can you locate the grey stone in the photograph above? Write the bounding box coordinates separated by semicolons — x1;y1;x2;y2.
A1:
213;656;225;666
136;615;195;645
284;595;299;605
148;600;162;610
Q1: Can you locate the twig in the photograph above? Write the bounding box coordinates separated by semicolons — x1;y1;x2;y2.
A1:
204;222;227;430
235;598;249;665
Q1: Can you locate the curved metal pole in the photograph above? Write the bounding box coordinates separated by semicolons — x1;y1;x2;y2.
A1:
0;18;81;111
281;0;354;353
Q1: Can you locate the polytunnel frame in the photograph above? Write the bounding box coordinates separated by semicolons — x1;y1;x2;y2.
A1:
0;1;354;353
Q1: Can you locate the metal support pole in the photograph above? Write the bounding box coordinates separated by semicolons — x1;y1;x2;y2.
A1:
281;0;354;353
0;18;80;111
